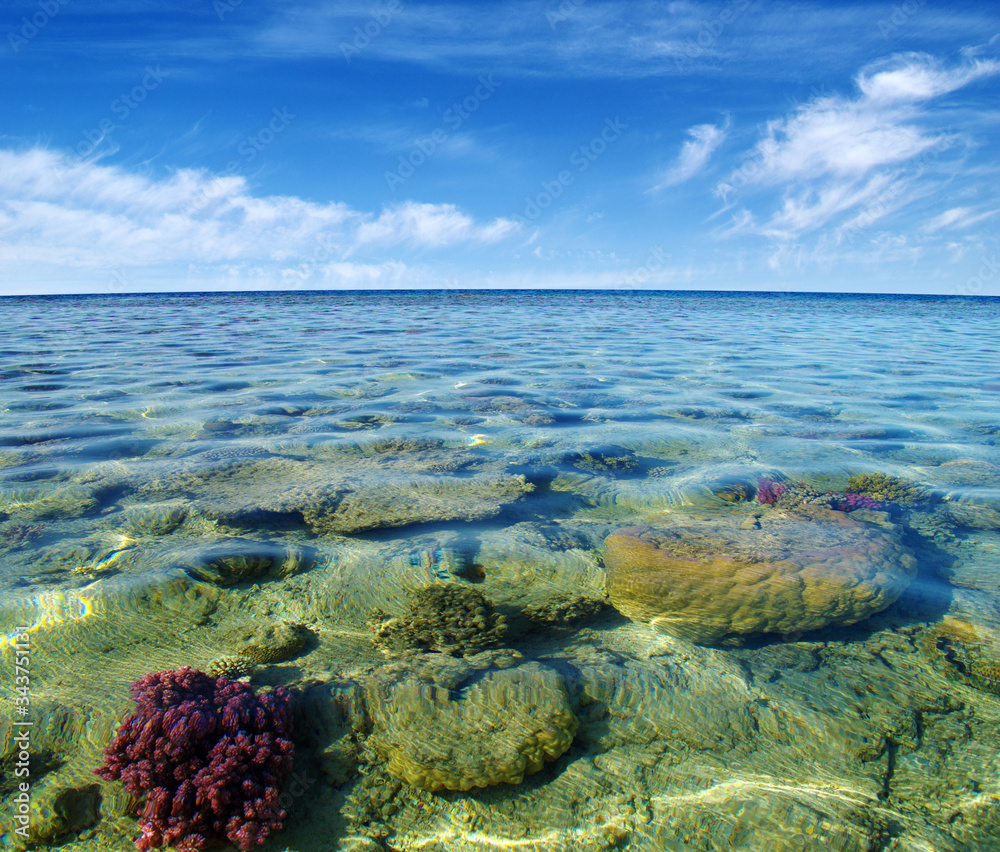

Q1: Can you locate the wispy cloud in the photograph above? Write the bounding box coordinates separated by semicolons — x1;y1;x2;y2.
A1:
652;118;728;190
923;204;1000;232
715;50;1000;241
0;147;519;283
47;2;874;79
32;1;997;87
857;52;1000;102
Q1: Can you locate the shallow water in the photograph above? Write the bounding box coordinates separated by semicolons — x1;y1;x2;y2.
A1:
2;290;1000;851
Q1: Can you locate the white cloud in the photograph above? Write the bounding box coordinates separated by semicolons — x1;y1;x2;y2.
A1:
761;172;902;238
717;51;1000;240
923;205;1000;232
857;52;1000;103
0;148;518;282
652;120;728;190
353;201;519;250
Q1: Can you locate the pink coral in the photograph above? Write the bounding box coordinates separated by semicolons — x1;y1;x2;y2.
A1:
96;667;294;851
832;492;883;512
756;477;788;506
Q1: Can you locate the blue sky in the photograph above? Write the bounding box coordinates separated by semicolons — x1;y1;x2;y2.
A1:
1;1;998;295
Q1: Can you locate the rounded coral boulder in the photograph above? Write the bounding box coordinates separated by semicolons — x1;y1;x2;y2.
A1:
367;662;576;791
604;506;917;643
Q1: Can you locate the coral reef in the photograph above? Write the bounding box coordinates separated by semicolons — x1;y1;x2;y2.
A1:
846;473;930;507
95;667;294;851
776;481;826;508
369;585;507;657
604;506;917;643
366;663;577;791
756;478;884;513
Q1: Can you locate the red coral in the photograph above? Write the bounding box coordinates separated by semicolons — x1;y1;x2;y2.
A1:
756;477;787;506
96;667;293;851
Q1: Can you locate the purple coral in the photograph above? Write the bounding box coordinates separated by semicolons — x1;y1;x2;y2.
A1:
95;667;294;852
756;477;787;506
832;492;883;512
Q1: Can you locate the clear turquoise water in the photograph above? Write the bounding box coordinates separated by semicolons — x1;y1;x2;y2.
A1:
2;290;1000;851
3;292;998;482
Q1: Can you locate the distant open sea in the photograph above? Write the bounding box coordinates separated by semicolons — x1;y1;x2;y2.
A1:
2;290;1000;851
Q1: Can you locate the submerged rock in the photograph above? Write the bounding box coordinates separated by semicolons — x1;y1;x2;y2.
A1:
179;454;534;535
604;506;917;643
28;782;102;843
919;617;1000;695
302;474;534;535
0;484;100;521
940;499;1000;531
182;538;308;585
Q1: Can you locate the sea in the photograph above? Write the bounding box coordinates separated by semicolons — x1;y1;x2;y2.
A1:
1;289;1000;852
